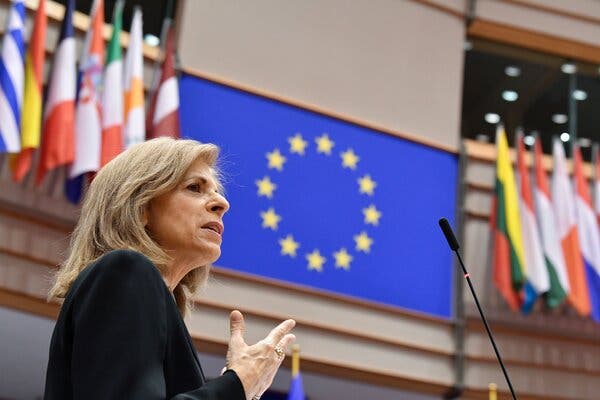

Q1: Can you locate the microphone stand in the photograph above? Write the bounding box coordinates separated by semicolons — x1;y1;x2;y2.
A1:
439;218;518;400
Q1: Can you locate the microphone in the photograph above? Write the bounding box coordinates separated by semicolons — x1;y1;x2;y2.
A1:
439;218;459;251
438;218;518;400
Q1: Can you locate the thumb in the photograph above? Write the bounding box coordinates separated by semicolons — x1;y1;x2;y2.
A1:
229;310;245;344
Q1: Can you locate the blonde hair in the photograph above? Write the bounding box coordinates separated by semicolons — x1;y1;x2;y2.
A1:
48;137;221;317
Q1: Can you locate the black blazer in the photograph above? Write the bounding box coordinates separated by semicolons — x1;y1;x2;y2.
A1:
43;249;246;400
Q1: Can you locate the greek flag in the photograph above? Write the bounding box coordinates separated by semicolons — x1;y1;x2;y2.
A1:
0;0;26;153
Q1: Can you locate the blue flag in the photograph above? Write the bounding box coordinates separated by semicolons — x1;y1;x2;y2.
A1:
180;74;458;318
287;373;305;400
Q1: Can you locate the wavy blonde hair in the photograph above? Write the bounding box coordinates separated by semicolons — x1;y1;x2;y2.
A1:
48;137;221;317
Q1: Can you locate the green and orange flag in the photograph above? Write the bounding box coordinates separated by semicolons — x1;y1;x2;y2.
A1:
490;125;525;310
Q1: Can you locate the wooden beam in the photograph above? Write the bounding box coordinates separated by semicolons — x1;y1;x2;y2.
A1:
499;0;600;26
468;18;600;65
463;139;595;178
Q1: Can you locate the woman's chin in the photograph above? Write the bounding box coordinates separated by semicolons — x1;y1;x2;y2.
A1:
198;245;221;265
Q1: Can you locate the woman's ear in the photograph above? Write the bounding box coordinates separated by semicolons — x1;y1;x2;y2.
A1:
141;207;149;227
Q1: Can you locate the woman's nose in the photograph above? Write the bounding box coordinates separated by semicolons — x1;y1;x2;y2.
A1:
207;193;230;216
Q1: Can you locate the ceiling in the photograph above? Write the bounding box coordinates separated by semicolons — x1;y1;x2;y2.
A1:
461;39;600;161
55;0;178;38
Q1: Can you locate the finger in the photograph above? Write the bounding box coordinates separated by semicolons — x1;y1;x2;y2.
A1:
273;334;295;365
229;310;246;345
277;333;296;352
264;319;296;346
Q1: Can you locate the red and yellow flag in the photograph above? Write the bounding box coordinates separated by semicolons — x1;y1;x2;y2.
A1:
12;0;46;182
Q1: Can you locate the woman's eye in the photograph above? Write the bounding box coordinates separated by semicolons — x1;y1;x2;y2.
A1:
187;184;201;192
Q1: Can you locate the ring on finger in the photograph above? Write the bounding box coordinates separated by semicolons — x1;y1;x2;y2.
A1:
274;345;285;359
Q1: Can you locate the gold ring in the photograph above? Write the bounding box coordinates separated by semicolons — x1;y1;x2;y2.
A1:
274;345;285;359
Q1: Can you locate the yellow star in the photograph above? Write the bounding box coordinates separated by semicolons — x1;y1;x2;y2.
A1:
340;148;360;169
333;248;353;270
266;149;287;171
260;208;281;230
306;249;326;271
289;133;308;155
354;231;373;253
279;234;300;257
363;204;382;226
255;176;277;198
357;174;377;196
315;134;335;155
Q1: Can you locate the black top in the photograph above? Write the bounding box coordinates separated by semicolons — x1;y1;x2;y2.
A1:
43;249;246;400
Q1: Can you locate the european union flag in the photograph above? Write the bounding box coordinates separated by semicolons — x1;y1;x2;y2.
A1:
180;74;457;318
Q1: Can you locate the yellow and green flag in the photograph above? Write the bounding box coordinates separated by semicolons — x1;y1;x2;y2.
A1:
490;125;524;310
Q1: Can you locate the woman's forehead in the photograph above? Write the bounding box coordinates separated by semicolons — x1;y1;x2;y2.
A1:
183;159;218;184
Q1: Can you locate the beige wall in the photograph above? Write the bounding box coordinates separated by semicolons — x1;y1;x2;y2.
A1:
178;0;467;151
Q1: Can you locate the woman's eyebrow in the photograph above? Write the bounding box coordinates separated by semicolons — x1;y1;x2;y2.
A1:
185;174;208;183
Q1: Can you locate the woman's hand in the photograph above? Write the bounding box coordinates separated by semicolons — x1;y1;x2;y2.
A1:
225;310;296;400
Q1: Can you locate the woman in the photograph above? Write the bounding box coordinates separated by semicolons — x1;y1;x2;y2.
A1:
43;138;296;400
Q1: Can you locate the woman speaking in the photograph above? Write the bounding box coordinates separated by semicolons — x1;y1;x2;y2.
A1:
43;138;296;400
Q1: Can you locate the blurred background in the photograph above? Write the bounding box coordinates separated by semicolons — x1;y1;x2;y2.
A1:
1;0;600;399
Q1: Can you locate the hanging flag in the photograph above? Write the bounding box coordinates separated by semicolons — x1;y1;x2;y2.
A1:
123;6;144;148
65;0;104;203
145;18;169;131
572;145;600;322
101;0;124;166
36;0;76;185
515;132;549;312
147;25;180;139
0;0;26;153
594;145;600;222
490;125;525;311
12;0;46;181
180;74;457;317
287;345;305;400
552;139;590;316
532;136;569;307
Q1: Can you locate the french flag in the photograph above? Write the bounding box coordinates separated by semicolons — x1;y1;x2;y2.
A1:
36;0;76;184
573;145;600;322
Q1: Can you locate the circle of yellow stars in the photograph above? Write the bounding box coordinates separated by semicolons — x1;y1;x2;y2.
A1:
256;132;382;272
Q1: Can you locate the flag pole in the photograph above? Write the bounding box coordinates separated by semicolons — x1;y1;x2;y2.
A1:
489;383;497;400
568;72;577;157
593;143;599;209
152;0;176;89
291;344;300;377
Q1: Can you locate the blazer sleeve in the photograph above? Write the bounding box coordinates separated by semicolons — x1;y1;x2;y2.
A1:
70;249;246;400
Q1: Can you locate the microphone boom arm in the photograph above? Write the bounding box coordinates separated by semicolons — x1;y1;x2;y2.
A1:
439;218;518;400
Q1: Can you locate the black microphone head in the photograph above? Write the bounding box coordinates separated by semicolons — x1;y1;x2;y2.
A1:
438;218;460;251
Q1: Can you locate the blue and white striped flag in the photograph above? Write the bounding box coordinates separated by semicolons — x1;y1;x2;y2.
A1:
0;0;26;153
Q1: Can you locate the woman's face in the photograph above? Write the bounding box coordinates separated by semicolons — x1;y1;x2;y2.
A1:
146;158;230;266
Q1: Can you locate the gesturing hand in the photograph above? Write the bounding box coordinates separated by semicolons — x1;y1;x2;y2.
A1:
225;310;296;400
